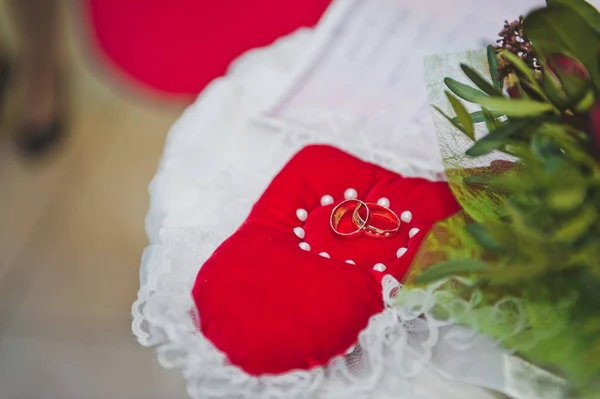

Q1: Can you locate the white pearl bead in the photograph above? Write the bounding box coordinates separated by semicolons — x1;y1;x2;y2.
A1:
344;188;358;200
319;252;330;258
400;210;412;223
396;247;408;258
320;195;334;206
293;227;305;239
377;197;390;208
299;242;311;251
373;263;387;272
296;209;308;222
408;228;420;238
345;260;356;265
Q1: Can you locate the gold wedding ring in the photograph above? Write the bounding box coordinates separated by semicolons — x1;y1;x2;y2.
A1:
353;203;400;238
330;199;370;238
330;199;401;239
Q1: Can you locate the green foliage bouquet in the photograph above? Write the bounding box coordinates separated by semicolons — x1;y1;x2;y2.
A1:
408;1;600;396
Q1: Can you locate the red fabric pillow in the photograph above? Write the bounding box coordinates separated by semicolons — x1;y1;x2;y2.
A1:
193;145;460;376
85;0;332;96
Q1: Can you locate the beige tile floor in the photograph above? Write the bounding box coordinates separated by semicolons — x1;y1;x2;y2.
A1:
0;2;190;398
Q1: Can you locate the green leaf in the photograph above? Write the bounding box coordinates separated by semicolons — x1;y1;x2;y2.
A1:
487;45;503;91
547;0;600;34
463;175;490;185
498;52;550;102
466;119;531;157
524;4;600;90
445;91;475;140
415;259;489;285
531;133;557;161
521;78;552;103
444;77;488;103
499;51;538;84
541;63;571;108
451;109;504;124
432;105;469;137
547;185;588;212
481;106;500;132
553;202;598;242
573;89;595;113
556;67;592;104
476;97;555;117
466;223;506;252
460;64;502;97
515;80;531;100
484;261;548;285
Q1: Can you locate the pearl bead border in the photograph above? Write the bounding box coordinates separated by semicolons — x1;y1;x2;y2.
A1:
293;188;419;271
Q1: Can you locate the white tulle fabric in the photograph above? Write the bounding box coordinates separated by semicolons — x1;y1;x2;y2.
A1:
133;24;505;399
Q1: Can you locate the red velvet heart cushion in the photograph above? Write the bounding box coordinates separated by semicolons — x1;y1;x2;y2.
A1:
193;145;460;376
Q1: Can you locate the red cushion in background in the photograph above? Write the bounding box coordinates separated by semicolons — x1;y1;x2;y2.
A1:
85;0;332;97
193;145;460;376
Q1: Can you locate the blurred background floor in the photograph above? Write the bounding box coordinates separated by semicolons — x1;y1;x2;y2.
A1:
0;2;189;398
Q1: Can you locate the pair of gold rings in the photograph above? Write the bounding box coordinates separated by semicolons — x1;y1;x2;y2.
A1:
330;199;400;239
